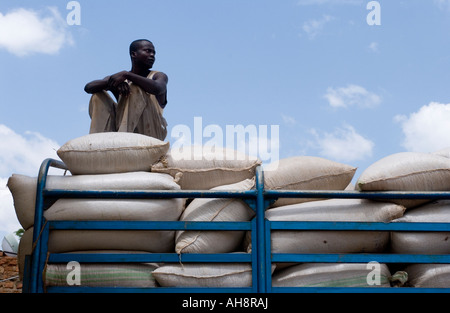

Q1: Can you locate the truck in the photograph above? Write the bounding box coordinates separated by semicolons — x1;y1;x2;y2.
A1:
22;158;450;293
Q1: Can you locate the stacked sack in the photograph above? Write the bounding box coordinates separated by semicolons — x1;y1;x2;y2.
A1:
150;145;261;288
271;151;450;288
9;133;450;289
8;132;184;286
355;150;450;288
256;156;404;288
8;135;263;288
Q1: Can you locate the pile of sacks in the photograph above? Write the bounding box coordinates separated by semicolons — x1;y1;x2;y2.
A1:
7;132;450;289
269;150;450;288
8;132;262;288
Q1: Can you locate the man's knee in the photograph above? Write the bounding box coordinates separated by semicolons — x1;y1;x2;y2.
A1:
89;91;117;118
88;91;118;133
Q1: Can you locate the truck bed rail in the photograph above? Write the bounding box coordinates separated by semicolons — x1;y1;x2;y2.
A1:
23;158;450;293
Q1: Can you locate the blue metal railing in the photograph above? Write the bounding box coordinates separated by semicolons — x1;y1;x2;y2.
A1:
263;190;450;293
28;158;266;293
25;158;450;293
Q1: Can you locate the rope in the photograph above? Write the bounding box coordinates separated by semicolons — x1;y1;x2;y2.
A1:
31;220;49;254
0;275;19;283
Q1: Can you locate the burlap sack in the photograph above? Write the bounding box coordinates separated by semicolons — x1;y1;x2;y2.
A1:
263;156;356;207
57;132;169;175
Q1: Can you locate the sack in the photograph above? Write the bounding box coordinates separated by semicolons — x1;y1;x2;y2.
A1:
43;197;184;253
272;263;392;288
57;132;169;175
17;227;159;280
403;264;450;288
7;171;180;230
153;263;252;287
391;200;450;254
432;147;450;158
45;262;159;288
7;174;37;230
151;146;261;190
263;156;356;207
266;199;405;254
356;152;450;208
45;198;184;222
175;179;255;254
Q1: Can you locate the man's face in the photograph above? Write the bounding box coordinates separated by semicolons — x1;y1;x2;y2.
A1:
133;41;156;69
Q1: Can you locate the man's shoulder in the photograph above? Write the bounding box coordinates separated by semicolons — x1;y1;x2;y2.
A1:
149;70;168;82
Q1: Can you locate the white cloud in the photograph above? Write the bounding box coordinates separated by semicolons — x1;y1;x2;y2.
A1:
324;84;382;109
434;0;450;11
0;7;74;57
0;125;60;239
395;102;450;152
302;15;334;39
369;41;379;53
281;114;297;126
0;124;60;177
309;124;374;162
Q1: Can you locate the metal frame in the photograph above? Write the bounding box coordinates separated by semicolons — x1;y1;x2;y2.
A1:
24;158;450;293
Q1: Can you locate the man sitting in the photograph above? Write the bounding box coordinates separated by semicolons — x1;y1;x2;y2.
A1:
84;39;168;140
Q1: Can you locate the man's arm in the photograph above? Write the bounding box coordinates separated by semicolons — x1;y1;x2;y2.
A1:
108;71;168;96
84;76;129;100
84;77;109;94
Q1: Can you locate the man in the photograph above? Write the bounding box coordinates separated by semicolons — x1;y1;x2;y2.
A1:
84;39;168;140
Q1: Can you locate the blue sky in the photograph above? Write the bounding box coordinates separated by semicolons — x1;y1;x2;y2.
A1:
2;0;450;240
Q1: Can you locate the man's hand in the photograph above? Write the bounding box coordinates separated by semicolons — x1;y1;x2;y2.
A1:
108;71;130;97
108;71;129;89
116;81;130;97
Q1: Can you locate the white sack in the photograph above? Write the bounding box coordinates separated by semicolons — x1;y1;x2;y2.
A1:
356;152;450;208
57;132;169;175
44;197;184;253
391;200;450;254
272;263;392;288
263;156;357;207
175;179;255;254
7;171;180;230
432;147;450;158
153;263;252;287
151;146;261;190
45;262;159;288
266;199;405;254
403;264;450;288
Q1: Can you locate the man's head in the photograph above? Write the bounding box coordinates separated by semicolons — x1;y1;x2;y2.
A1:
129;39;155;69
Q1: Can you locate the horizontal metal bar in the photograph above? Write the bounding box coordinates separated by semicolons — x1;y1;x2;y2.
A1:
44;189;258;199
45;286;255;293
49;253;252;263
271;253;450;264
268;221;450;232
48;220;252;231
44;189;450;200
264;190;450;200
270;287;450;293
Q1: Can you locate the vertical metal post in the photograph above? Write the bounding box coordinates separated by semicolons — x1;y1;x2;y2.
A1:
29;158;67;293
29;158;51;293
255;166;266;293
265;219;274;292
250;218;258;293
36;222;50;293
